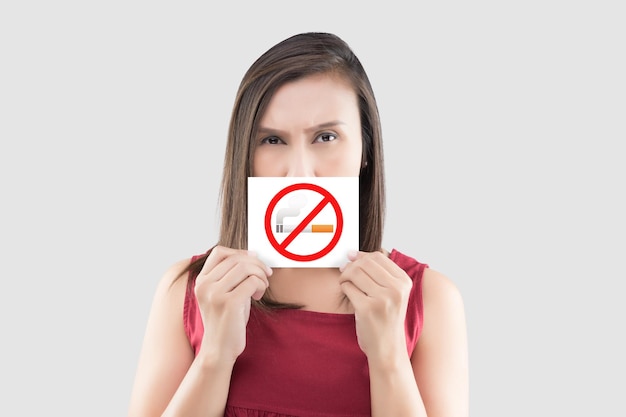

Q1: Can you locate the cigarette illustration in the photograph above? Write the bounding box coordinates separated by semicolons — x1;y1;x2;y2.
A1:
279;224;334;233
275;193;334;233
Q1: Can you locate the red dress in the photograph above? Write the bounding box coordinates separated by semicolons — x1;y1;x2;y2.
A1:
184;249;427;417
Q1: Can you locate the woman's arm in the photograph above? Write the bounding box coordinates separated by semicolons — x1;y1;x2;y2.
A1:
367;351;427;416
127;248;270;417
367;268;469;417
412;268;469;417
126;259;209;417
340;252;468;417
126;259;235;417
339;251;425;416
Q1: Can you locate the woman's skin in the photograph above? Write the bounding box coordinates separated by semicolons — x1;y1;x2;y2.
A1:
127;73;469;417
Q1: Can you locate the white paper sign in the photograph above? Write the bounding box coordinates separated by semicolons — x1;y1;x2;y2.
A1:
248;177;359;268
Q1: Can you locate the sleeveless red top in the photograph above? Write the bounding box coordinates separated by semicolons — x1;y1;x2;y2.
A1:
183;249;427;417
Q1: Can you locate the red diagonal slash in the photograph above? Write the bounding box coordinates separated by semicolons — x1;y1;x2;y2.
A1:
279;196;331;249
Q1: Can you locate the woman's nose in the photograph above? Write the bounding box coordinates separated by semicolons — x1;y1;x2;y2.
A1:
286;148;315;177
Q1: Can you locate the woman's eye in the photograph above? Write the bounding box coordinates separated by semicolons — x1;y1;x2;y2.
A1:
260;136;284;145
315;133;337;143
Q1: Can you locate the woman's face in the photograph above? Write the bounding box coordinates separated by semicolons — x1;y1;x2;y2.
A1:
252;74;363;177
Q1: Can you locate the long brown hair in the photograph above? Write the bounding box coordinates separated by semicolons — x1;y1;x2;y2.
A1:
181;32;386;308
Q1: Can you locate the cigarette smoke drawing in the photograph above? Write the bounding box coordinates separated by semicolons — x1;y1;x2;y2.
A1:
275;192;334;233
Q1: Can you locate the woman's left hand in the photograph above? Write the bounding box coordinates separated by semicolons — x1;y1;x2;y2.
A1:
339;250;414;363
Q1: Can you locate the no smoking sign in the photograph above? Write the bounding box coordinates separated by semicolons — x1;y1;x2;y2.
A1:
248;177;359;268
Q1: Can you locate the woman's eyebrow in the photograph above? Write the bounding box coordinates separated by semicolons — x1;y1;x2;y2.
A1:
257;121;346;135
256;126;287;136
304;121;346;133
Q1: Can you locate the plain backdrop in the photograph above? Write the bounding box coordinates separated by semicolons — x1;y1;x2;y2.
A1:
1;1;624;416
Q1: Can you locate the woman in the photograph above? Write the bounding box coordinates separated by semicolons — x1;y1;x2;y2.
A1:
128;32;468;417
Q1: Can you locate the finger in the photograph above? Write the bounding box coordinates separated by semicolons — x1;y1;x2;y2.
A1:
341;249;367;271
340;281;368;309
347;249;360;261
202;252;272;286
199;246;244;276
218;254;272;286
344;250;406;281
347;256;396;289
346;248;388;261
362;253;413;297
340;264;382;297
339;253;355;273
214;261;270;294
230;275;268;301
369;251;409;279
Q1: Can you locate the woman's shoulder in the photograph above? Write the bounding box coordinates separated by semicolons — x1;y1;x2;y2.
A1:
388;248;463;312
387;248;428;278
420;267;466;338
161;257;194;286
150;257;197;306
421;268;464;306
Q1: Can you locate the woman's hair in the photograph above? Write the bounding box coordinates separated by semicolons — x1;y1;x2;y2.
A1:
180;32;386;307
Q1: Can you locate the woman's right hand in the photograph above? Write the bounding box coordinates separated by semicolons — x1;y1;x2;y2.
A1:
194;246;271;364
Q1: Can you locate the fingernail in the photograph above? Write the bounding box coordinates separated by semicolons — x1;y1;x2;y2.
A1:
266;266;273;276
347;250;358;260
247;250;257;257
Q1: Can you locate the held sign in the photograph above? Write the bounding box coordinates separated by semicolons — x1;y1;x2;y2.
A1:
248;177;359;268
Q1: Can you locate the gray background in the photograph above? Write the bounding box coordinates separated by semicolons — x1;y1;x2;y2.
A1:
1;1;624;416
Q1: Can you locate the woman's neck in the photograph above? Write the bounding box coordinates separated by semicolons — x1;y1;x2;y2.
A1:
267;267;353;313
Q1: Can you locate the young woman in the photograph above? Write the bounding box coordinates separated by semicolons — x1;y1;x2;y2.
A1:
127;32;468;417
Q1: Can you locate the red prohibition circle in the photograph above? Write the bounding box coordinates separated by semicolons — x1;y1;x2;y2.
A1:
264;183;343;262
